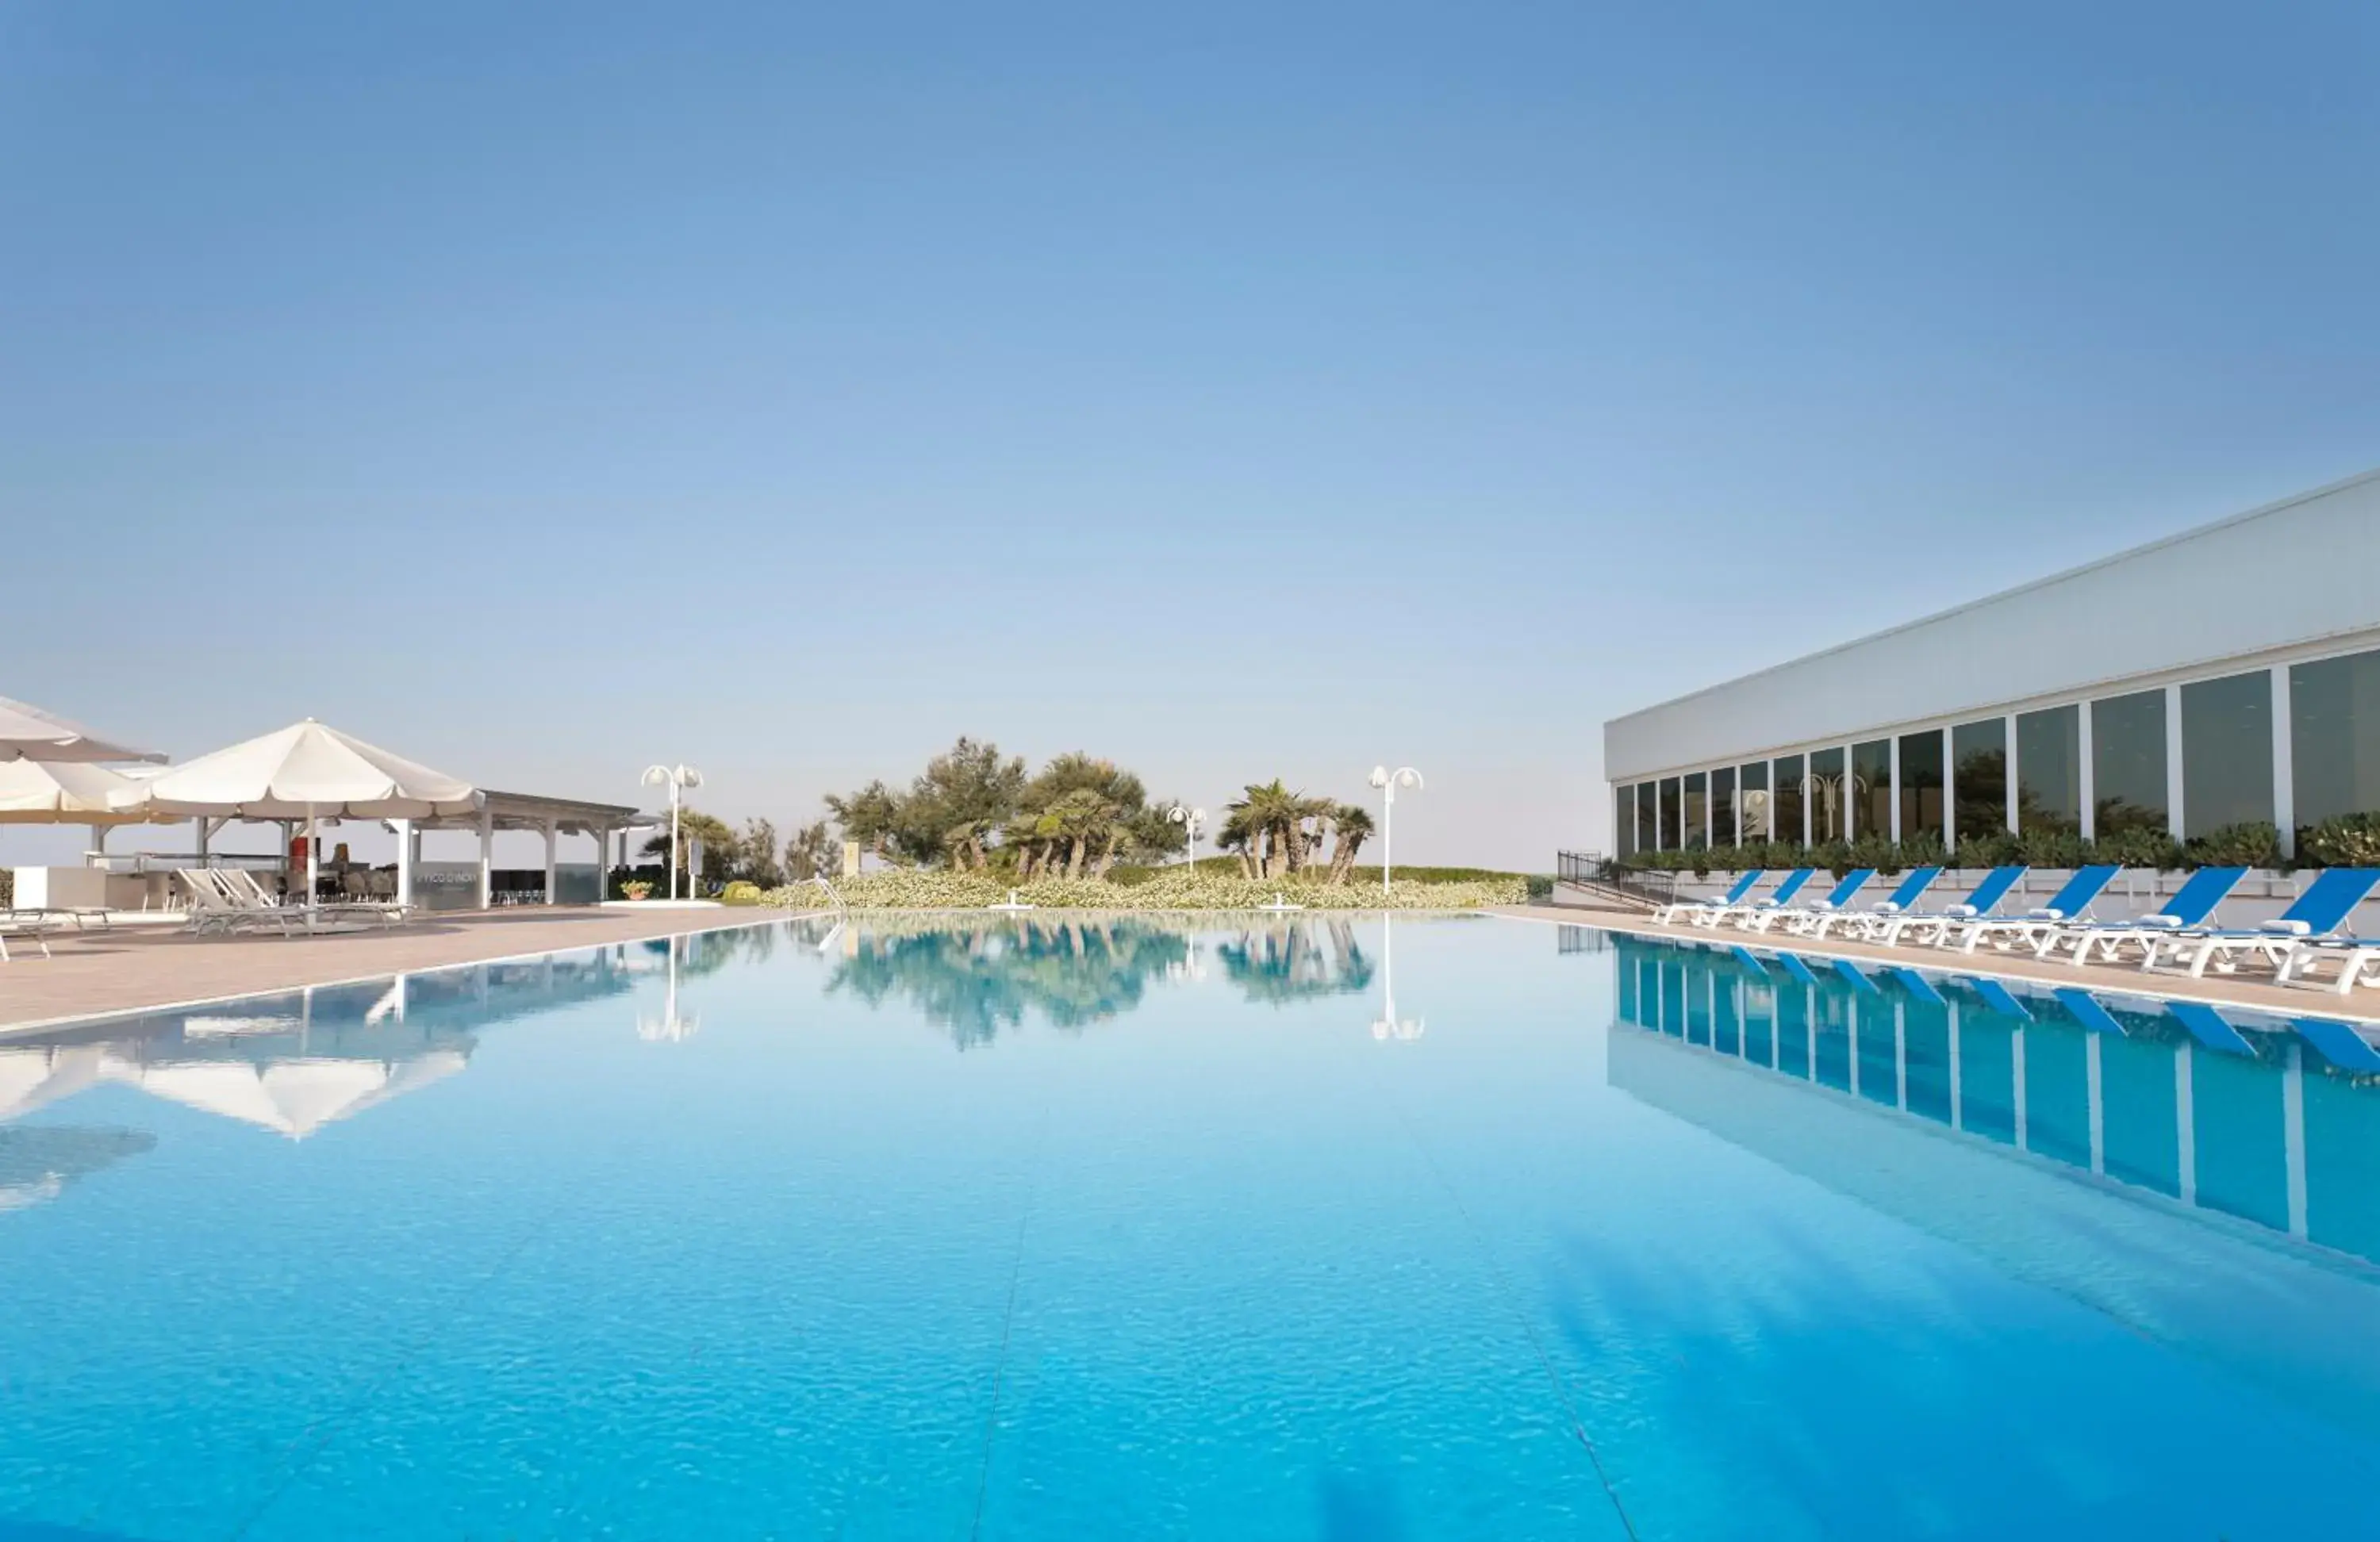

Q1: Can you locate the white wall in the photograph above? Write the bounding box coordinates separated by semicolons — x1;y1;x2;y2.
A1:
1606;469;2380;781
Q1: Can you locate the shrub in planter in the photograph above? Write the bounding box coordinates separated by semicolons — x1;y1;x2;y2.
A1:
720;880;765;906
620;880;653;901
2184;820;2283;870
2298;811;2380;868
1846;835;1901;876
2094;826;2186;871
2016;827;2091;869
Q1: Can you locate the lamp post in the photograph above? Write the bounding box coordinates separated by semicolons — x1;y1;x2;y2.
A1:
1367;765;1423;896
640;763;703;900
1168;804;1206;869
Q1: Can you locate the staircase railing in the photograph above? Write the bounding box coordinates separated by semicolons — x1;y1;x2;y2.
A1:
1554;851;1676;911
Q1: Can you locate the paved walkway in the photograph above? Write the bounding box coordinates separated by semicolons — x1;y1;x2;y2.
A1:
1488;902;2380;1025
0;906;820;1035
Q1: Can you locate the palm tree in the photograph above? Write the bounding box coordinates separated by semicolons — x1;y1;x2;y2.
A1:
1226;780;1308;880
1216;806;1259;878
1325;804;1374;885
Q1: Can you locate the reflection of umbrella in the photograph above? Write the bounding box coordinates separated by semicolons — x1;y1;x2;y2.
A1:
0;695;161;765
109;718;481;900
0;760;160;824
112;1050;469;1139
0;1044;109;1122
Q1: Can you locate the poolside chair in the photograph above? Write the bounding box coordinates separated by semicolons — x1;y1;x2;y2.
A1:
2035;866;2249;968
1806;866;1942;940
0;910;62;962
1748;869;1875;934
1654;870;1763;926
1944;865;2122;954
1695;869;1816;928
1871;865;2029;948
2148;868;2380;981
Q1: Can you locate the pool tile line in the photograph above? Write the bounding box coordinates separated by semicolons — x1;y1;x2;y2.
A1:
969;1107;1047;1542
1361;1058;1644;1542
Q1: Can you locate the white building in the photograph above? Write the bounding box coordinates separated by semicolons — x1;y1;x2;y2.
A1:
1603;468;2380;861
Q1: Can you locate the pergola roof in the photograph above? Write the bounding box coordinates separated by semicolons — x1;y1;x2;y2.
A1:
410;789;652;835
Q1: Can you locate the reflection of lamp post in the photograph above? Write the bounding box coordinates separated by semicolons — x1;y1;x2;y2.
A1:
1371;915;1423;1041
1367;766;1423;896
640;763;703;900
638;934;701;1041
1168;804;1206;868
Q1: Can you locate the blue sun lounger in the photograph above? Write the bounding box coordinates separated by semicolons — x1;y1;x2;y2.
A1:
1873;866;2029;948
1752;869;1875;934
1655;869;1763;926
1706;869;1816;928
1948;865;2121;954
2147;868;2380;980
2035;866;2248;967
1806;866;1942;940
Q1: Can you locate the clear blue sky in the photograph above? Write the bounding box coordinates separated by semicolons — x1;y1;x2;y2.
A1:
4;1;2374;869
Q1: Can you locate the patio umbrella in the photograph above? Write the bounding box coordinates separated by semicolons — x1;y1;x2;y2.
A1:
0;761;156;825
108;719;482;900
0;695;161;765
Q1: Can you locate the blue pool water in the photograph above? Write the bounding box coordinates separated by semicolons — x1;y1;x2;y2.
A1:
3;915;2378;1540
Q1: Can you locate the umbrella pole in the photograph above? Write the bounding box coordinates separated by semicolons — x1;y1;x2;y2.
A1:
306;810;320;909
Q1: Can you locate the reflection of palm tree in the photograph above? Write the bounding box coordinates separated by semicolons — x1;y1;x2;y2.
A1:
1216;920;1375;1005
826;919;1189;1048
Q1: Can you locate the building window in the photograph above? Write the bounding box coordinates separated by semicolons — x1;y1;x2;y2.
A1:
2093;689;2168;837
2181;671;2274;839
2292;648;2380;832
1659;777;1682;850
1739;762;1771;842
1683;771;1708;848
1810;747;1846;843
1635;783;1657;855
1711;766;1737;846
1952;719;2008;846
1772;755;1804;846
1615;784;1635;860
2016;705;2080;834
1852;740;1891;842
1898;731;1944;842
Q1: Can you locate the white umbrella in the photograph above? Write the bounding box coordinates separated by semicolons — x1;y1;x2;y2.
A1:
108;719;481;901
0;695;161;765
0;761;157;825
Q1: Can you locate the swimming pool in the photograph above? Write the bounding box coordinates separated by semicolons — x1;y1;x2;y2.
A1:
2;915;2377;1539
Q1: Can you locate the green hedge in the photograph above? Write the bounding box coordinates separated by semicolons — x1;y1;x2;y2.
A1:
1622;815;2374;877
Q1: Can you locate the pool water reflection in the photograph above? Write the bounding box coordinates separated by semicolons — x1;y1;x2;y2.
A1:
0;915;2374;1540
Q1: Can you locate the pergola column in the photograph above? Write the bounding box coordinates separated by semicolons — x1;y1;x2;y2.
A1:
477;802;494;909
542;818;559;906
593;825;609;903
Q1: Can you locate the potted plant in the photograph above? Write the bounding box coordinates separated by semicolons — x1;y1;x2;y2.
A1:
621;880;653;901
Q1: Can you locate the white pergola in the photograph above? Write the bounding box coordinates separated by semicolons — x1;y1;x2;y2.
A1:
397;790;651;909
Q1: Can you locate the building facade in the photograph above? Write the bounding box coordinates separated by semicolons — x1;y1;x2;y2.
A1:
1603;469;2380;861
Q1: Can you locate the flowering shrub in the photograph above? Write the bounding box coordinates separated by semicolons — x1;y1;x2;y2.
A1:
760;870;1527;911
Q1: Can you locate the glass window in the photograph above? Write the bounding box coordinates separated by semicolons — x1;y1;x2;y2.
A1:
1810;747;1846;843
1658;777;1682;850
2291;649;2380;830
1952;718;2008;846
2093;689;2168;837
2181;671;2273;838
1852;740;1891;842
1683;771;1708;847
1738;762;1770;842
1771;755;1804;846
1615;784;1635;860
2016;705;2080;834
1635;782;1657;855
1898;731;1944;842
1710;766;1737;846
